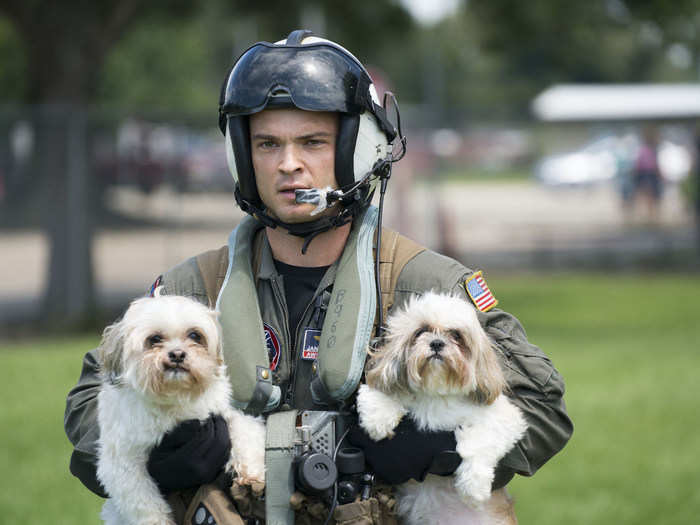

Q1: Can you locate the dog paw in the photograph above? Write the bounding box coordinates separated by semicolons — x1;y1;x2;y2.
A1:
454;461;493;506
230;438;266;490
249;481;265;496
234;461;265;488
362;409;405;441
366;424;396;441
356;385;406;441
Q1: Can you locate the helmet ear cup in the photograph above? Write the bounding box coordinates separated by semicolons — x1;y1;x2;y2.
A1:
220;30;398;227
335;114;360;189
227;116;261;207
353;111;390;182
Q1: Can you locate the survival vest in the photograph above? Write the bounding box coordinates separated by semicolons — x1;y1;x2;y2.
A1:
195;206;424;415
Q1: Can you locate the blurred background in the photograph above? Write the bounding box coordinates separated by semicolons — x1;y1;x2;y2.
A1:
1;0;699;330
1;1;699;524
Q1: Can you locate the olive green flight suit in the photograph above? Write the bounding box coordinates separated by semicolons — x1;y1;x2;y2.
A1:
64;222;573;520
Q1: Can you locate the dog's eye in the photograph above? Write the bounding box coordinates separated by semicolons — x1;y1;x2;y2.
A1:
448;329;464;345
187;330;203;344
147;334;163;347
413;325;430;341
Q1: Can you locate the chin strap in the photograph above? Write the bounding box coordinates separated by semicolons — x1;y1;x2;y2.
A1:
234;186;368;254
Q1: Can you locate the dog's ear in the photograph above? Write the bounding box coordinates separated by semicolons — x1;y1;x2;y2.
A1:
98;321;126;382
365;335;410;394
468;330;506;405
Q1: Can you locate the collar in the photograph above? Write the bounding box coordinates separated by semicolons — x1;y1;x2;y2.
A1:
256;229;341;290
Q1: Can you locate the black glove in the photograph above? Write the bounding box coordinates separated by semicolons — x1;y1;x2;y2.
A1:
147;415;231;494
347;417;461;485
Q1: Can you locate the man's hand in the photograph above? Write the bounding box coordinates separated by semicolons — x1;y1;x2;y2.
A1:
347;417;461;485
147;415;231;494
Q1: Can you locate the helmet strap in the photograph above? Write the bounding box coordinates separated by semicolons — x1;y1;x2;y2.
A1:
234;185;367;254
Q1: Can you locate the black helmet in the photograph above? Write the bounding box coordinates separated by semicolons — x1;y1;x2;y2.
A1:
219;30;399;240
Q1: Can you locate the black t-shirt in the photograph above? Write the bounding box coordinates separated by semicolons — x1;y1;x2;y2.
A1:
273;259;330;409
273;260;329;348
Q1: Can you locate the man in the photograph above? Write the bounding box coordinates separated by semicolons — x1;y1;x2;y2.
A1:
65;30;572;524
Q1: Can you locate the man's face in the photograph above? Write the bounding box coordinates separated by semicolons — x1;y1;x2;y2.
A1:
249;108;338;224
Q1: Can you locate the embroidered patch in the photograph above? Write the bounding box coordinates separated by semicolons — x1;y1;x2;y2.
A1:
147;275;163;297
301;328;321;360
264;323;281;371
464;271;498;312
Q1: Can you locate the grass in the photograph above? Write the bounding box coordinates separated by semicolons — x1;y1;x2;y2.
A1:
1;272;699;524
0;335;104;524
491;272;700;524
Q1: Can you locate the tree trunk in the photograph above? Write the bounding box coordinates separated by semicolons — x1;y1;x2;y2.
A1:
37;105;96;325
0;0;196;325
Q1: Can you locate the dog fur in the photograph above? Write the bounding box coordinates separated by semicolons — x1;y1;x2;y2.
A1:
96;295;265;525
357;291;527;525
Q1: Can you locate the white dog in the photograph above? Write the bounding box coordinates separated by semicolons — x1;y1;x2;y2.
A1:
356;292;527;525
96;295;265;525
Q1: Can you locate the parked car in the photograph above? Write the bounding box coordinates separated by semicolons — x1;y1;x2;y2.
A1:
535;130;693;187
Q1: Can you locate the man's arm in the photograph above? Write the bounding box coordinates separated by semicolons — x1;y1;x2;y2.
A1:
360;249;573;485
64;349;107;497
349;300;572;487
65;253;229;496
64;349;233;496
475;302;573;482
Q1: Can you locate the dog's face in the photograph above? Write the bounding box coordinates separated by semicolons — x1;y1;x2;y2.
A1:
366;292;505;403
98;296;223;402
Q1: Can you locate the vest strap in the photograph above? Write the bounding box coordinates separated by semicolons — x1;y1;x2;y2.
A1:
196;246;228;308
377;228;424;321
264;410;298;525
214;208;424;412
314;206;378;401
216;217;281;414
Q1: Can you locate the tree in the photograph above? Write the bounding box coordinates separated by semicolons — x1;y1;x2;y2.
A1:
0;0;198;325
467;0;700;116
0;0;415;326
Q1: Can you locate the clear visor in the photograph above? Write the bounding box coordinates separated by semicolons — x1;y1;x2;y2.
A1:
221;43;372;117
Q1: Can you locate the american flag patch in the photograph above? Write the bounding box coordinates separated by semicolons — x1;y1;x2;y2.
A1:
464;271;498;312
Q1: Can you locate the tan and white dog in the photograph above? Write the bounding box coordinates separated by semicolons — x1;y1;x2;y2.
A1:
96;295;265;525
356;292;527;525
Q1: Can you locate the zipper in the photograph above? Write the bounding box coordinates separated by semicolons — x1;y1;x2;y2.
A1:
286;290;327;407
269;275;293;405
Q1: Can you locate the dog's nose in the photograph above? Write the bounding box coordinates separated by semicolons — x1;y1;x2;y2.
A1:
429;339;445;353
168;349;186;363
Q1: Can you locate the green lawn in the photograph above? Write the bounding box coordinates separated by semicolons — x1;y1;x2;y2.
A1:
1;272;699;524
495;272;700;525
0;335;103;524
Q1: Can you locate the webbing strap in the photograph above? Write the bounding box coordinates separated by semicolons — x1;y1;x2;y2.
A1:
216;217;281;413
377;228;425;323
315;206;378;401
265;410;298;525
195;246;228;308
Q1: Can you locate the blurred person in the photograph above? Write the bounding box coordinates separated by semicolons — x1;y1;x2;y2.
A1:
632;125;664;223
64;30;572;524
615;137;637;220
692;122;700;251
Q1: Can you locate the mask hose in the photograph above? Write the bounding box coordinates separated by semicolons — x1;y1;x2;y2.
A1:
373;91;406;337
373;162;391;338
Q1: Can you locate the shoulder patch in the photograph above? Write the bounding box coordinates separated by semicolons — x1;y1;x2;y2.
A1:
301;328;321;360
463;271;498;312
264;323;281;371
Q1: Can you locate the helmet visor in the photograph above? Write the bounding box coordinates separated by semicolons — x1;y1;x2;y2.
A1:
221;43;372;117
